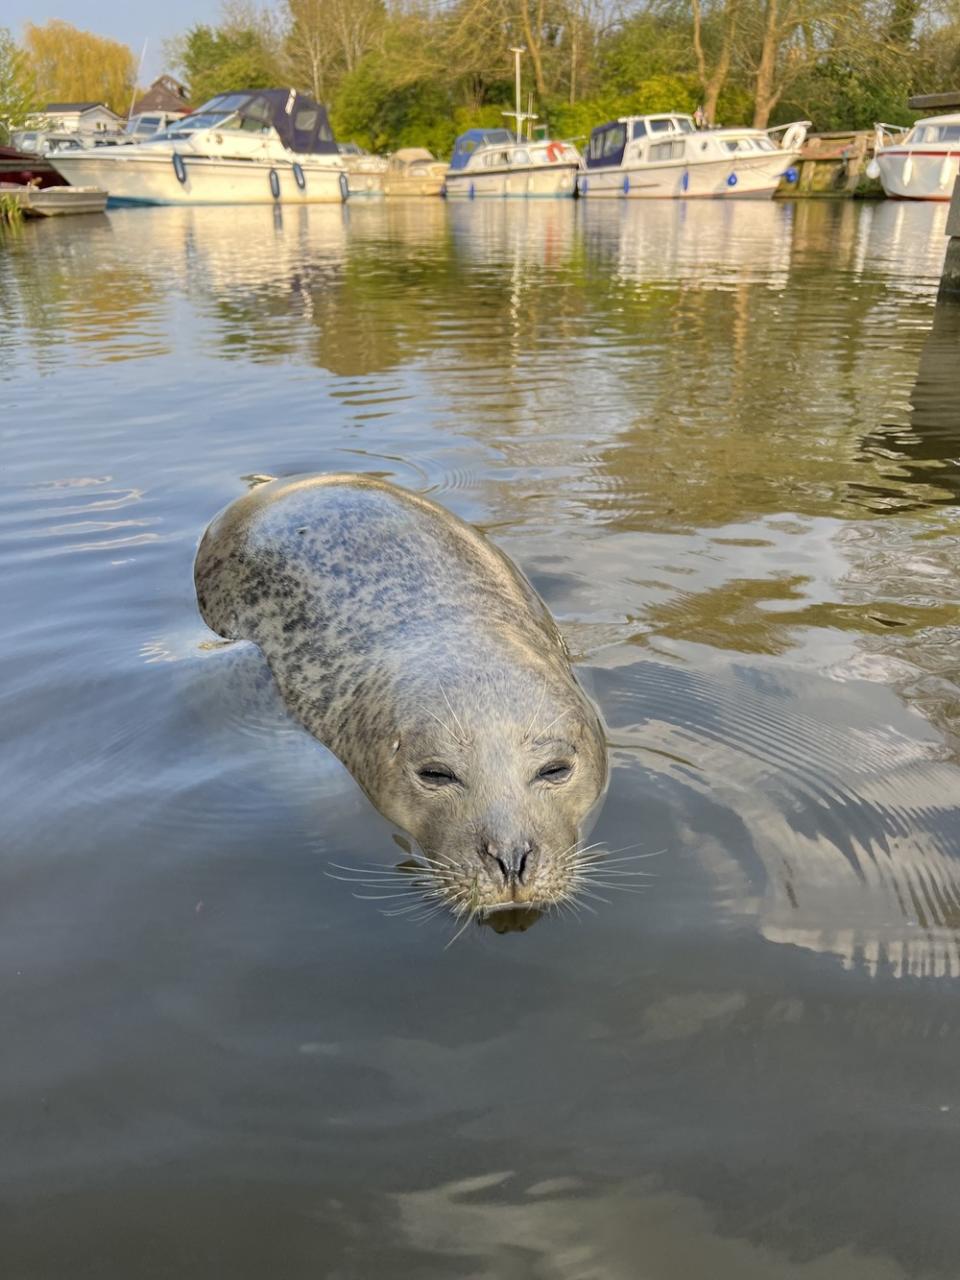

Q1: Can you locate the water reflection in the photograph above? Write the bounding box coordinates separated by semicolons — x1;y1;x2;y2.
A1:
2;199;960;1277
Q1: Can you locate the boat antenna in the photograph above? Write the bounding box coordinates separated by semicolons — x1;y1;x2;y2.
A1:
128;38;148;121
502;46;537;141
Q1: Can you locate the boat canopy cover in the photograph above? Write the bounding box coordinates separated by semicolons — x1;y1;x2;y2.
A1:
174;89;338;154
585;121;627;169
449;129;515;169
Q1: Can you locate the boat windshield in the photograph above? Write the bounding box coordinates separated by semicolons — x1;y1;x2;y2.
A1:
586;121;627;168
158;94;255;135
907;123;960;143
125;115;165;137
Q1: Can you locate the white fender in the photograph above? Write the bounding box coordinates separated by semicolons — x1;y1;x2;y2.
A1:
781;122;808;151
865;158;880;180
940;155;954;188
902;155;913;186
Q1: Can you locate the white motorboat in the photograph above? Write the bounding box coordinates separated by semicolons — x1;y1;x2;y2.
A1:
383;148;446;197
0;182;108;216
338;142;387;197
869;115;960;201
444;129;580;199
49;90;348;206
444;46;580;199
577;114;809;199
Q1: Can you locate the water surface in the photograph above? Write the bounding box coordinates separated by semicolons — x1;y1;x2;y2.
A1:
2;198;959;1278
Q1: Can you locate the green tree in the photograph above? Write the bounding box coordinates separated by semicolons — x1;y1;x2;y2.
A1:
0;28;38;142
176;21;280;104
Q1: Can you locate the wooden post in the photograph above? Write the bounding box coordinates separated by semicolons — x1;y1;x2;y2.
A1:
939;176;960;301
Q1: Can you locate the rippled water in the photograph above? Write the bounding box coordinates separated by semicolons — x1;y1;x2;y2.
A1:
2;198;959;1278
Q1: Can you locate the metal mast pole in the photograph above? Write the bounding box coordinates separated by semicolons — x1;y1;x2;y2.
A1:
510;46;524;141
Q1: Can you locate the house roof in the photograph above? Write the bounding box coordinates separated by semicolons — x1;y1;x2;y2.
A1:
44;102;117;115
132;77;190;116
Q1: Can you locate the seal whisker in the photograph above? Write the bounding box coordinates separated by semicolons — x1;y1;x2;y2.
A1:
575;866;656;878
531;708;571;743
353;889;432;901
444;908;478;950
438;680;469;745
521;675;548;744
573;879;649;895
418;704;466;746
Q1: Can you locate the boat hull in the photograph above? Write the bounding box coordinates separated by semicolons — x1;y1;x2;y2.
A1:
383;175;445;197
0;183;107;217
875;150;960;201
444;163;578;198
49;150;346;206
578;152;797;199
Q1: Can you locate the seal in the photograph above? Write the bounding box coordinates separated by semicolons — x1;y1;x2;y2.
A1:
195;474;608;920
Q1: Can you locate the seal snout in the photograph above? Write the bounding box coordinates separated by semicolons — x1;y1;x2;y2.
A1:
481;838;535;889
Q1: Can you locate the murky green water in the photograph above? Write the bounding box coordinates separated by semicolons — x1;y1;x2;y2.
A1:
2;198;959;1278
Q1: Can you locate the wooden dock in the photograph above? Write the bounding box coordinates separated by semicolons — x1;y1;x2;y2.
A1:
775;131;883;199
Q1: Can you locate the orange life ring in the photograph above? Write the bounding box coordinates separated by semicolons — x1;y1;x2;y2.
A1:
545;142;562;163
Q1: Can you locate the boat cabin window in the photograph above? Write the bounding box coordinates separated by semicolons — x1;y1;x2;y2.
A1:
723;137;756;152
294;106;318;136
909;123;960;143
754;136;776;151
675;118;695;133
649;119;674;133
632;121;647;139
649;139;685;161
513;149;530;165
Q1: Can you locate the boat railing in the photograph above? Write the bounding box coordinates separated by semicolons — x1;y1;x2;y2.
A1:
874;122;910;148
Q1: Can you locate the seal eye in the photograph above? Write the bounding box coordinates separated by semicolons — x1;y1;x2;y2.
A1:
417;766;460;787
537;761;573;784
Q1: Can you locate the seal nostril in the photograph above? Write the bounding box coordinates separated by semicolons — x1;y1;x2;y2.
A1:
496;857;510;882
517;851;528;883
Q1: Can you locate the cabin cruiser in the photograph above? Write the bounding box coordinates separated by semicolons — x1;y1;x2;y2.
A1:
577;114;808;199
444;128;580;198
869;115;960;200
338;141;387;197
49;89;348;206
383;148;446;197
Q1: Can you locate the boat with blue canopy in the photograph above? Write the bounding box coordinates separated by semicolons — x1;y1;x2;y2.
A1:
50;89;349;206
444;127;580;199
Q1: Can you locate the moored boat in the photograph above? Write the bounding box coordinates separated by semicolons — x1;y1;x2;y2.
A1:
0;182;108;217
444;129;580;199
577;114;809;199
48;89;348;206
0;145;65;189
383;148;446;197
869;115;960;201
444;46;580;199
338;142;387;197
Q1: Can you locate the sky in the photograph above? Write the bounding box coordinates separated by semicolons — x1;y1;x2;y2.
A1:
7;1;224;82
